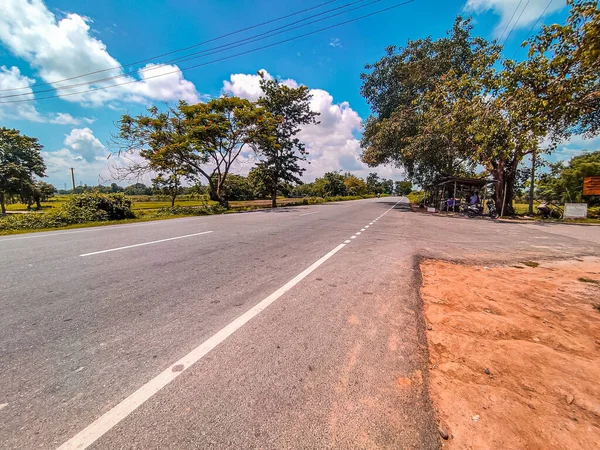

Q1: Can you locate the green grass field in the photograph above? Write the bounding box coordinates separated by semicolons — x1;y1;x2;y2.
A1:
5;195;314;212
5;195;216;212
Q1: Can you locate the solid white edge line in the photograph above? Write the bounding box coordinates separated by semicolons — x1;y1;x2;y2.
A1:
79;231;213;257
57;242;347;450
299;211;320;216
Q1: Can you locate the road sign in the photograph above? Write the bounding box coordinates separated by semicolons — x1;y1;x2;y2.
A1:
564;203;587;219
583;176;600;196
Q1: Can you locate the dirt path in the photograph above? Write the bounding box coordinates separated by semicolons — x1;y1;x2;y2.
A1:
421;257;600;450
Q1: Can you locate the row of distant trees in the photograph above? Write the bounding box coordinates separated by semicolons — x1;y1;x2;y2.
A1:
57;172;412;205
1;120;410;213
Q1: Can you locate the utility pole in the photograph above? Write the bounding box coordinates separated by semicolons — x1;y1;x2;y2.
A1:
70;168;76;192
528;150;536;215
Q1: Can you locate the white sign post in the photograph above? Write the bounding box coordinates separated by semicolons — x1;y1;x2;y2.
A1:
564;203;587;219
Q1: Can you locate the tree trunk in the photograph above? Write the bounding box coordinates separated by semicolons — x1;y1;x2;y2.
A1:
271;189;277;208
0;193;5;215
171;193;176;208
492;162;516;216
528;151;536;215
35;197;42;210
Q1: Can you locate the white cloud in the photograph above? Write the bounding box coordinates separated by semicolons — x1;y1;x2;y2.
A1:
329;38;342;48
222;70;405;181
0;66;42;122
0;0;200;106
62;127;107;162
464;0;565;37
0;65;92;124
49;112;93;125
41;128;107;185
223;70;272;102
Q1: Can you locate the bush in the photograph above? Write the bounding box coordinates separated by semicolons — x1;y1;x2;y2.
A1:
588;206;600;219
61;192;135;221
0;192;135;232
407;190;425;204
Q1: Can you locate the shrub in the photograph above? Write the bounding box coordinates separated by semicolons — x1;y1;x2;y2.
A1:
407;190;425;204
62;192;134;220
0;192;135;232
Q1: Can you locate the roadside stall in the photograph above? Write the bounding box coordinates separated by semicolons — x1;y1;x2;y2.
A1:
422;176;497;213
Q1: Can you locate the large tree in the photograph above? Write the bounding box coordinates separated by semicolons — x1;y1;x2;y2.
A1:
254;74;320;207
116;97;273;206
319;171;347;197
360;18;493;186
359;13;592;213
524;0;599;138
0;127;46;214
343;173;369;196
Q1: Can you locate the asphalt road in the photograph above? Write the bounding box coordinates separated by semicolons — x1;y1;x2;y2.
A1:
1;197;599;449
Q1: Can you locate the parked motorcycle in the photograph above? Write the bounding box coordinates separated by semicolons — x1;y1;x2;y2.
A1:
465;199;499;219
537;201;563;219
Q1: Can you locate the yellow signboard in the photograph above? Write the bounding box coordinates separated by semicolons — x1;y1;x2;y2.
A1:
583;177;600;196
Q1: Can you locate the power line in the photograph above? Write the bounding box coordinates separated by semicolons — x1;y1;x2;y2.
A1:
0;0;338;92
2;0;379;99
0;0;417;104
501;0;533;47
498;0;524;43
510;0;552;59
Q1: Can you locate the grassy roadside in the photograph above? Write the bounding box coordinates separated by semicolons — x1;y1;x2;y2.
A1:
0;195;374;236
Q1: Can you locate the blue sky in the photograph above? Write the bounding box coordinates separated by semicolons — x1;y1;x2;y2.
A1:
1;0;595;188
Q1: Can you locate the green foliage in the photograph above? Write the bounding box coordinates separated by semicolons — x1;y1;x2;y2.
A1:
36;181;56;201
360;18;492;185
124;183;152;196
117;97;275;206
62;192;134;221
0;127;46;214
359;3;600;214
537;151;600;204
320;171;347;197
253;72;320;207
0;192;134;232
407;190;425;204
395;181;413;196
223;174;255;201
343;173;370;196
525;0;600;137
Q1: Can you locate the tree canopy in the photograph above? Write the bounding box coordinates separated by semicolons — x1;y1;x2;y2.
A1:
360;1;600;213
0;127;46;214
254;73;320;207
116;97;275;206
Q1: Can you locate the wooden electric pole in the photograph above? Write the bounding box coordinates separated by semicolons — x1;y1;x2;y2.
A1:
70;168;76;192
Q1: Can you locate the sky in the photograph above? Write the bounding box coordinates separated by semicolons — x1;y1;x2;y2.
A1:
0;0;597;188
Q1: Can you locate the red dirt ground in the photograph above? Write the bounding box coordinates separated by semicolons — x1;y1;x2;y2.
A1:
420;257;600;450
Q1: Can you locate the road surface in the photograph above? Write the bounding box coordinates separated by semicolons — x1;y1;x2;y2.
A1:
1;197;599;449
